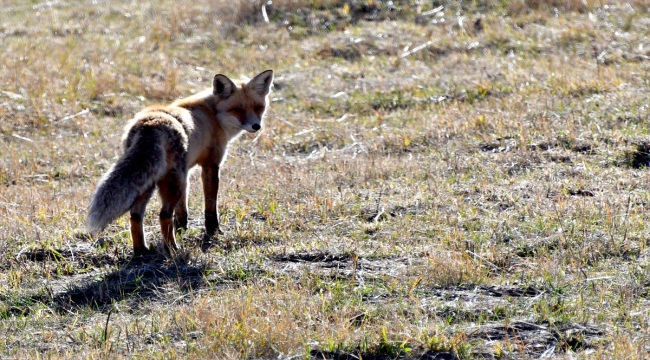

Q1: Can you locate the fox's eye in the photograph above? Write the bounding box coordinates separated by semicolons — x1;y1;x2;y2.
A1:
232;108;244;115
254;105;265;112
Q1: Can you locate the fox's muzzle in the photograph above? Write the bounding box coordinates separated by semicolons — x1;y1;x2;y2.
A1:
252;124;261;131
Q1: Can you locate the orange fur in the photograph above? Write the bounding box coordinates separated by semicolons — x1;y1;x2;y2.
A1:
87;70;274;255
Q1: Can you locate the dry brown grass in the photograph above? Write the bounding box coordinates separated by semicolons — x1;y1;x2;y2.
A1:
1;0;650;358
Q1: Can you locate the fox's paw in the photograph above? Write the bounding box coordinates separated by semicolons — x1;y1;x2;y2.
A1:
133;246;155;257
205;212;221;237
205;226;223;237
174;215;188;232
164;241;180;254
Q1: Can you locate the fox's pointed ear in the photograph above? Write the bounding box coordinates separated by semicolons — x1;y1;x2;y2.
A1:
213;74;236;99
249;70;274;96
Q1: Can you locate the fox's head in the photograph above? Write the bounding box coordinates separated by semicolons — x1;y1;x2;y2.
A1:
213;70;274;135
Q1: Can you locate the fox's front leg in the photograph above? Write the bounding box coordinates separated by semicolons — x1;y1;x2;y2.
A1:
201;163;220;237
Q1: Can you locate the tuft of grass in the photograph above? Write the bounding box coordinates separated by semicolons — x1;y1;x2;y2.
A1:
621;142;650;169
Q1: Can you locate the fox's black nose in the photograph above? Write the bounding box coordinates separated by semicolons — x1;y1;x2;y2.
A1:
252;124;261;131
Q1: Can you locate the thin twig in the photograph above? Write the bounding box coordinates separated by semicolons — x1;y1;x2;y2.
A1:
420;5;443;16
103;309;113;344
11;133;33;142
58;108;90;122
399;40;436;58
465;250;501;271
261;3;269;23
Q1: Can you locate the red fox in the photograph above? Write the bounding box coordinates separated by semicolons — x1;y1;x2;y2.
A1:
87;70;274;255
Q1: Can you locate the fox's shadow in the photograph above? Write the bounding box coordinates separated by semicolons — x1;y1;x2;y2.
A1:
8;227;271;315
10;243;218;314
50;254;210;313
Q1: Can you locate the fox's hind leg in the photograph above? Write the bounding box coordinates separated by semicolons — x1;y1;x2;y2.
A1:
158;172;186;253
173;184;188;232
130;185;155;256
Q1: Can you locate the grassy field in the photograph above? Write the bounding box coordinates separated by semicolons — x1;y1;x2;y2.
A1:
0;0;649;358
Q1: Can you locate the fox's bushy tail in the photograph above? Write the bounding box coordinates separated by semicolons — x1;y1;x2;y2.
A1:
87;134;167;234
